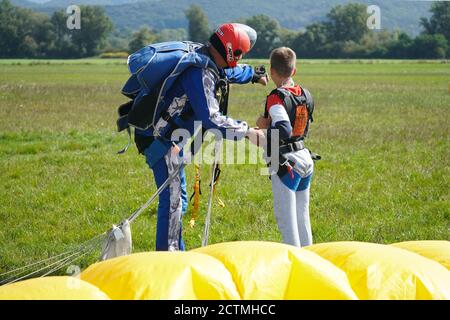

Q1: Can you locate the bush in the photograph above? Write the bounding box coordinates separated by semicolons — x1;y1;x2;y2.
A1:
99;51;129;59
411;34;448;59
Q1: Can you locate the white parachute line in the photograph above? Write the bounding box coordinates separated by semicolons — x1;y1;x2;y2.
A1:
1;250;84;285
127;162;185;224
0;249;80;278
1;236;104;286
39;245;97;279
3;251;86;286
0;232;106;278
0;233;106;285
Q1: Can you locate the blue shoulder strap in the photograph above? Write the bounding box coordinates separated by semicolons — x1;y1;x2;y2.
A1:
152;48;219;127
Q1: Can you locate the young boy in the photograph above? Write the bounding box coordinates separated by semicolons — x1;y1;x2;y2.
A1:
250;47;315;247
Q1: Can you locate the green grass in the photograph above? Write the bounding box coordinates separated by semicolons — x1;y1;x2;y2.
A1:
0;59;449;274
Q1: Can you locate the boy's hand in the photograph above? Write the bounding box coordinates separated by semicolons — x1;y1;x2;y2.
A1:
256;115;271;129
257;76;268;86
246;128;266;147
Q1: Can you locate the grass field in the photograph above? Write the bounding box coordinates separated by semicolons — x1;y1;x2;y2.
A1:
0;58;449;274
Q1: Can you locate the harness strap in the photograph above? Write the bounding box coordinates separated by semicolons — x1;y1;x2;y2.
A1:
160;108;195;140
117;127;132;154
268;86;313;140
279;140;305;155
275;156;296;179
267;141;321;179
216;77;229;115
309;150;322;161
189;164;201;228
117;100;134;154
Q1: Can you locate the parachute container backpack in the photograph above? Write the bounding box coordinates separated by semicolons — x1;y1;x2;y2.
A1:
118;41;219;141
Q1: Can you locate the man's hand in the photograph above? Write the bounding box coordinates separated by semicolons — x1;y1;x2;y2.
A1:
256;115;271;129
252;65;269;86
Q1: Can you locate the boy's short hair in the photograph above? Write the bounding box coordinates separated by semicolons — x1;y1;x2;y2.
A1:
270;47;296;78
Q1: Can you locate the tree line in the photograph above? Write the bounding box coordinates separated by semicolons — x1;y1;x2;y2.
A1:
186;3;450;59
0;0;113;58
0;0;449;59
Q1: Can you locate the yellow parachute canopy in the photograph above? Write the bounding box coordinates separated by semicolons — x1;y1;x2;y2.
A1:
306;241;450;300
192;241;358;300
390;240;450;270
80;251;240;300
0;276;110;300
2;241;450;300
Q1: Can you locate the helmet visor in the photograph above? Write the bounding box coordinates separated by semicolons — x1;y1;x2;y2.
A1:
232;23;257;54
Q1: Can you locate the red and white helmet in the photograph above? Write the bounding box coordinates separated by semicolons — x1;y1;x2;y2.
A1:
209;23;257;68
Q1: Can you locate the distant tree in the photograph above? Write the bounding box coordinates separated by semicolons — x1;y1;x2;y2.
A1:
291;23;330;58
70;6;113;57
0;0;22;57
421;2;450;55
50;5;113;58
156;28;187;42
185;4;210;43
245;15;280;58
277;28;297;49
50;10;76;58
326;3;369;43
344;31;396;58
386;32;413;58
128;27;157;53
104;28;132;53
410;34;448;59
28;10;55;57
0;0;53;58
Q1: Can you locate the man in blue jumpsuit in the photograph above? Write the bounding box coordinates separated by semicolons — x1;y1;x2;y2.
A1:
134;23;267;251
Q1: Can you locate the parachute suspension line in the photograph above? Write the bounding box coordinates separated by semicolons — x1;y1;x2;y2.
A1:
0;232;106;282
202;138;223;247
39;244;99;279
127;159;185;224
0;233;107;286
11;245;90;285
1;234;106;285
0;247;82;278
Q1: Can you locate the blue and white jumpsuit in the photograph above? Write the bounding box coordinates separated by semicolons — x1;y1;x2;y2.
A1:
136;62;254;251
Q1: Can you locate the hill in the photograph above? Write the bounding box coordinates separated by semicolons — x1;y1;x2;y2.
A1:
15;0;431;35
